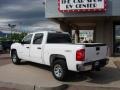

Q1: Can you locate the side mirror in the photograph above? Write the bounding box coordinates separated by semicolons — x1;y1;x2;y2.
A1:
21;41;25;44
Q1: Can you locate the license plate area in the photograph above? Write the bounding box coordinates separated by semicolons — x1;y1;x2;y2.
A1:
83;61;100;71
84;65;92;71
93;61;100;67
94;61;100;66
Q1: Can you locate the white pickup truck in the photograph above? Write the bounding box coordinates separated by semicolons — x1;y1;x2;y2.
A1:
10;31;109;81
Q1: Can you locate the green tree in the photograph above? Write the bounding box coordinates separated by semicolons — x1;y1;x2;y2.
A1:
5;32;27;42
0;37;7;42
12;33;27;42
0;32;27;43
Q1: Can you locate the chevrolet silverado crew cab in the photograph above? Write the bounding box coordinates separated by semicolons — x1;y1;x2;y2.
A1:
10;31;109;81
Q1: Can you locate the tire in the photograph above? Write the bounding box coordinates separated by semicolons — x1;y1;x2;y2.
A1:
51;60;68;81
11;51;21;65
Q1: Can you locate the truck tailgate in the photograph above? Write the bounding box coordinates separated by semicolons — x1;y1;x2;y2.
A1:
85;44;108;63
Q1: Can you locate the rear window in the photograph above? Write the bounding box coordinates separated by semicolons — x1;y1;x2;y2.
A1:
47;33;72;43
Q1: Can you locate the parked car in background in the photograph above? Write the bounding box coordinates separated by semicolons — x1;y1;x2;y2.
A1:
1;41;13;52
0;43;3;52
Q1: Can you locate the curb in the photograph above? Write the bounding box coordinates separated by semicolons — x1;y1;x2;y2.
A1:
1;82;120;90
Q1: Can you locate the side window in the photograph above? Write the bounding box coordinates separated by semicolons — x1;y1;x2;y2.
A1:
33;33;43;44
22;34;33;44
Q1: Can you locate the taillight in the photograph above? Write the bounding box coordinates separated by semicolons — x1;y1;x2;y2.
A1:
76;49;85;61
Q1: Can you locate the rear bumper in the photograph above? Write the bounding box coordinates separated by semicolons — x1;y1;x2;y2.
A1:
76;59;109;71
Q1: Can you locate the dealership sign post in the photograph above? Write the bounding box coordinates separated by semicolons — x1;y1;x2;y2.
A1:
58;0;107;12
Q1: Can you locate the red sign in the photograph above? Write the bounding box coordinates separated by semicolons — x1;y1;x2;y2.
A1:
58;0;107;12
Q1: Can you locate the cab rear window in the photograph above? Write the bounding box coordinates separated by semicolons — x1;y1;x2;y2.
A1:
47;33;72;43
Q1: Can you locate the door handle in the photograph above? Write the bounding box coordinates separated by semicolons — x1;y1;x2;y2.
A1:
26;47;29;49
37;47;41;49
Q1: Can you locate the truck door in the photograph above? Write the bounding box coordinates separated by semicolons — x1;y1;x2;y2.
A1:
30;33;44;64
20;34;33;60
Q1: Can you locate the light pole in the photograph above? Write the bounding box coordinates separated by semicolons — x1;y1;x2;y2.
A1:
8;24;16;40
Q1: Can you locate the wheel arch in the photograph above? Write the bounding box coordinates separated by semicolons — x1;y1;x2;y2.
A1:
50;54;67;65
10;49;17;56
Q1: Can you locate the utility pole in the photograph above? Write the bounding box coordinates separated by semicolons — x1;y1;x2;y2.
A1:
8;24;16;40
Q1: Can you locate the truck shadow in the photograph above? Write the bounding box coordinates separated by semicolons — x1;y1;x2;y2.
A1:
67;67;120;84
20;61;120;84
86;67;120;84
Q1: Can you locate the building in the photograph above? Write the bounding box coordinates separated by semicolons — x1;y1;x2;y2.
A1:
45;0;120;56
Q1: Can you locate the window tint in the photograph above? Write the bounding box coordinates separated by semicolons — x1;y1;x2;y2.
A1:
22;34;33;44
33;33;43;44
47;33;72;43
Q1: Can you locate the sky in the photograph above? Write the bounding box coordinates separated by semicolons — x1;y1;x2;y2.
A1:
0;0;59;33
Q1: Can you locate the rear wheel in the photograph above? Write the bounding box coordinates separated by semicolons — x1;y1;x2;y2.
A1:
51;60;68;81
11;51;21;65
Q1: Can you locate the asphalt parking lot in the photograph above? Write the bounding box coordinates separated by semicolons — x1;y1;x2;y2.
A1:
0;53;120;90
0;53;11;66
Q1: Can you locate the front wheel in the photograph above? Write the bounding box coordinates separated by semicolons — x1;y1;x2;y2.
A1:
51;60;68;81
11;51;21;65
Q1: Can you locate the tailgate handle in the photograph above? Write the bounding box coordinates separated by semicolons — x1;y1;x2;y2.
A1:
96;47;100;51
37;47;41;49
